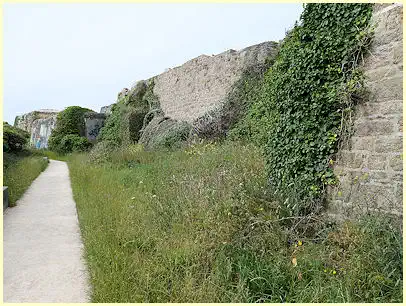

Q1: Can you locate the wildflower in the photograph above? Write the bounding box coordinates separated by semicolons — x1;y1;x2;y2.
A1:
324;269;327;273
332;270;337;275
298;240;303;246
131;197;136;200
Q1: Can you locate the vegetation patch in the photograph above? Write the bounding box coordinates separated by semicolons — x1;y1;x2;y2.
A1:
3;151;48;206
193;46;278;140
68;142;402;302
232;3;373;215
98;78;160;147
48;106;93;154
3;122;30;153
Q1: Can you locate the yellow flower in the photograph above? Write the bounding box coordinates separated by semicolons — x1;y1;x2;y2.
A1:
298;240;303;246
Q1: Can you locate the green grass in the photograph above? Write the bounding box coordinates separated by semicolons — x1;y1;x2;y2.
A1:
3;152;49;206
68;142;403;302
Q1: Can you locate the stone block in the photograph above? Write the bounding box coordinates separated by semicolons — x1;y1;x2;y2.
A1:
367;154;387;170
336;151;365;169
364;65;400;83
375;136;402;153
392;42;403;64
389;154;403;171
351;137;374;151
358;100;403;118
3;186;9;211
367;170;390;183
367;75;403;102
350;184;399;213
372;5;403;45
354;119;396;136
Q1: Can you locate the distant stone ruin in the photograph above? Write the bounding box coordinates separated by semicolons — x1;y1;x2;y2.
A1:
14;110;59;149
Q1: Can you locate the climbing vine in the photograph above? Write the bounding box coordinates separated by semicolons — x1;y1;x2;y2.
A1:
233;3;373;215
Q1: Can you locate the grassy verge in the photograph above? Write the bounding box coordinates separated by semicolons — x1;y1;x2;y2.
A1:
68;142;402;302
3;152;49;206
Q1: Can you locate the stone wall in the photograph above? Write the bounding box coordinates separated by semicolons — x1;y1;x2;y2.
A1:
152;41;278;123
14;110;59;134
328;3;403;218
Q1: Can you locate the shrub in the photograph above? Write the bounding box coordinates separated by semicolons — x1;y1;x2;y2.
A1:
88;140;117;164
56;134;92;154
48;106;94;153
3;122;30;153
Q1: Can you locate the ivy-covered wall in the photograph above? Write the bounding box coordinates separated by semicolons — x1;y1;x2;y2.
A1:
328;3;403;218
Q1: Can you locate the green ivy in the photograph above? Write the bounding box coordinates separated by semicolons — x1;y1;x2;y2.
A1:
233;3;373;215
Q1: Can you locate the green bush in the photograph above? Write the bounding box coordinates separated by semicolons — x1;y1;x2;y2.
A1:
48;106;94;153
3;122;30;153
60;134;92;153
233;3;373;214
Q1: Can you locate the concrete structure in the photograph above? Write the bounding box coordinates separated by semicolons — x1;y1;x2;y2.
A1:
14;110;59;149
84;112;107;142
30;115;58;149
328;3;403;217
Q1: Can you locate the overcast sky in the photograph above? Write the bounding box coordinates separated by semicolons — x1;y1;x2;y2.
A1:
3;3;303;124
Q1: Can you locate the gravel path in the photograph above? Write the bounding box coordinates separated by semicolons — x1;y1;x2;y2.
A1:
3;160;90;302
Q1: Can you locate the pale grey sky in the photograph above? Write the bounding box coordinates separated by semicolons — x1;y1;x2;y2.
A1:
3;3;303;124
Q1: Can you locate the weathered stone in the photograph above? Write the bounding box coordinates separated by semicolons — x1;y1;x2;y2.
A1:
375;136;402;153
350;137;374;151
397;117;403;132
364;65;400;82
367;154;387;170
153;41;278;124
372;5;403;45
368;75;403;102
358;101;403;118
367;170;390;183
354;119;396;136
336;151;365;169
392;41;403;64
100;104;115;115
389;154;403;171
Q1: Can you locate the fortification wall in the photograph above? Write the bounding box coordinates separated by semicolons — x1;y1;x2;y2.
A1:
152;41;278;123
329;3;403;217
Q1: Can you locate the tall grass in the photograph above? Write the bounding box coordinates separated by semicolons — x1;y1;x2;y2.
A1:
3;152;48;206
68;142;402;302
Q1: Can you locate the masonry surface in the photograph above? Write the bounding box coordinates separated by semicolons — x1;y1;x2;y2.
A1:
329;3;403;217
